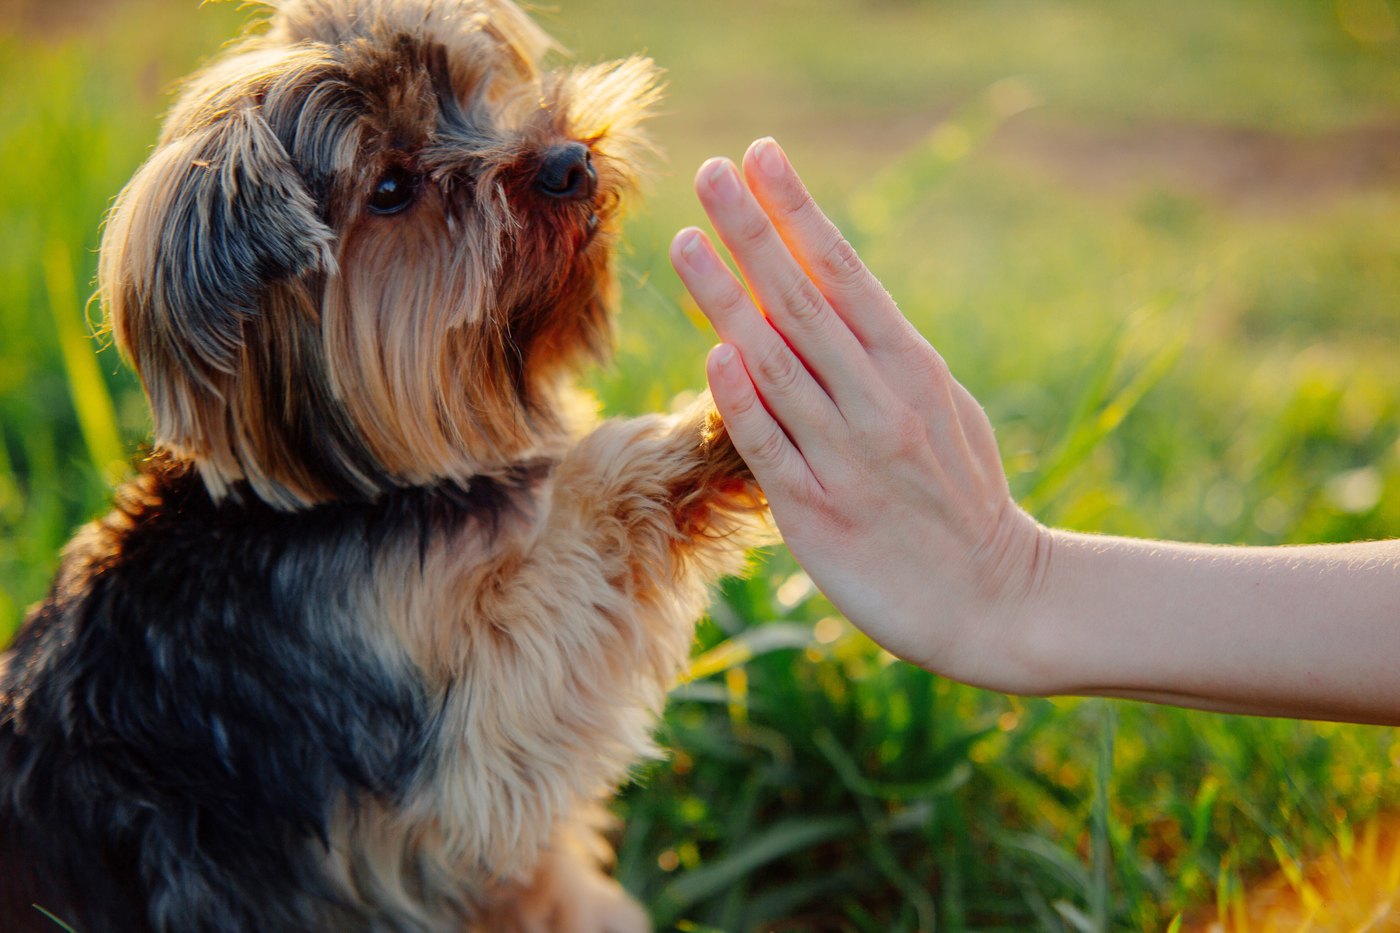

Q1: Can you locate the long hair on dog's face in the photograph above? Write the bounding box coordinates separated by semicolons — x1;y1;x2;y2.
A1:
99;0;659;509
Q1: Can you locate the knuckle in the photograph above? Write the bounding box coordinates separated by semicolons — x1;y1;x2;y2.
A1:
751;423;788;468
754;346;803;396
793;477;832;516
819;237;865;288
727;381;763;420
734;209;771;250
879;403;929;458
783;275;827;325
929;353;953;388
819;502;861;539
907;342;950;386
929;349;952;380
775;187;821;227
713;276;752;317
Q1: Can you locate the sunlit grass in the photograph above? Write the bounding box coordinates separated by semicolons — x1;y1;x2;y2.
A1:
3;0;1400;930
1192;816;1400;933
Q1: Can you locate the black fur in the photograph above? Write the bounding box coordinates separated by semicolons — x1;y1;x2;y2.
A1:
155;108;336;378
0;457;548;933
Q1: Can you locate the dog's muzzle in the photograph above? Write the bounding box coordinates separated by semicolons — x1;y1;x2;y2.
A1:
536;142;597;201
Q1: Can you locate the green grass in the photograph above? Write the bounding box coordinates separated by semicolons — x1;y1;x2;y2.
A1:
4;0;1400;930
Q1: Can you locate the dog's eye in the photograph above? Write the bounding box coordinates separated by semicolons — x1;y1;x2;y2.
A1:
368;168;415;215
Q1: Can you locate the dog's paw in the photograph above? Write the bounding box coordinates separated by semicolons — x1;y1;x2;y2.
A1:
668;396;766;540
486;844;650;933
696;402;751;485
553;874;649;933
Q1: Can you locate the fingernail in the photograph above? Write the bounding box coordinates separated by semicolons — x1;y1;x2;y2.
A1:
678;227;717;275
712;344;736;367
754;137;786;178
707;159;742;203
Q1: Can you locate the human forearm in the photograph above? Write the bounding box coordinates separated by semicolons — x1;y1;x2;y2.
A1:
1007;532;1400;724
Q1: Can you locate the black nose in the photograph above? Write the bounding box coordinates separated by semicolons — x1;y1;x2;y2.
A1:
535;142;596;201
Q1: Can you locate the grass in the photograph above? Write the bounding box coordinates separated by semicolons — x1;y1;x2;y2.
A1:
4;0;1400;930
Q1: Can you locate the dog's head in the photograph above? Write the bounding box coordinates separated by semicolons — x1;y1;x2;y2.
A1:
100;0;659;508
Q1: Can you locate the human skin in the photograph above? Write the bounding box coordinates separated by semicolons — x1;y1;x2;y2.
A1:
669;137;1400;727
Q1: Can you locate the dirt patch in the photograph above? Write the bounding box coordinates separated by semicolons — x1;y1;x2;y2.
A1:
990;117;1400;213
10;0;1399;214
0;0;119;37
672;92;1400;217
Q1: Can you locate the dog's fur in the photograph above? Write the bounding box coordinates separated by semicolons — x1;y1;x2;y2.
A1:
0;2;764;930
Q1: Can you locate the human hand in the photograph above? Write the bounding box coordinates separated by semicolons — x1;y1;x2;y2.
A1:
669;138;1049;691
669;138;1400;721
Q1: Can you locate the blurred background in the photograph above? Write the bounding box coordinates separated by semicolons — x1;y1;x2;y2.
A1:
4;0;1400;930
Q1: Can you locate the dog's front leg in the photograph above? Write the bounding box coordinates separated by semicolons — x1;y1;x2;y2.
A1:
455;399;763;933
481;817;648;933
547;392;765;587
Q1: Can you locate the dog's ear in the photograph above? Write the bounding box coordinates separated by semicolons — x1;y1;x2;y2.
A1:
100;102;335;470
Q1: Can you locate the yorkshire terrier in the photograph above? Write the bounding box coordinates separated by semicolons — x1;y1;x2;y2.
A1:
0;2;764;931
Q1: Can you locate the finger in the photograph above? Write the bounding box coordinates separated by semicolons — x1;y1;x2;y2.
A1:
694;157;880;416
743;139;973;460
741;138;925;358
706;343;820;502
670;227;840;450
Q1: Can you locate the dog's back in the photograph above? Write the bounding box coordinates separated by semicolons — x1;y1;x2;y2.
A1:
0;460;451;931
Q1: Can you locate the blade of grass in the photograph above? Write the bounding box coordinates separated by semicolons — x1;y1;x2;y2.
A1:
1090;702;1117;933
651;814;863;927
814;728;938;933
1175;775;1221;902
43;239;122;484
742;867;875;930
615;809;654;897
674;921;726;933
999;832;1092;897
1017;875;1068;933
864;826;938;933
1109;817;1154;925
849;76;1039;239
681;623;816;683
1055;899;1098;933
1021;300;1188;516
845;900;884;933
32;905;77;933
925;725;1001;778
617;260;708;332
716;770;768;931
814;727;974;801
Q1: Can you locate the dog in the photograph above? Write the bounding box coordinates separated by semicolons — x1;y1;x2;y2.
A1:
0;2;764;930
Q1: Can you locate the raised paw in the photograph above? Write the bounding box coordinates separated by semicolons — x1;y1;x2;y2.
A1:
484;840;650;933
664;394;765;543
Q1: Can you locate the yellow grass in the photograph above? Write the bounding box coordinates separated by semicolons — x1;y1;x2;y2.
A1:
1195;818;1400;933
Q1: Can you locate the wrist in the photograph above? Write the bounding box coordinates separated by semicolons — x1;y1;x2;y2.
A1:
926;499;1057;694
1001;524;1083;696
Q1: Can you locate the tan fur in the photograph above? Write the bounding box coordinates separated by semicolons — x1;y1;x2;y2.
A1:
352;399;762;925
89;1;766;929
480;815;649;933
100;0;661;508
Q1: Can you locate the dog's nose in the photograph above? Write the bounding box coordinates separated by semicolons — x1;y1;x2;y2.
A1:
536;143;597;201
